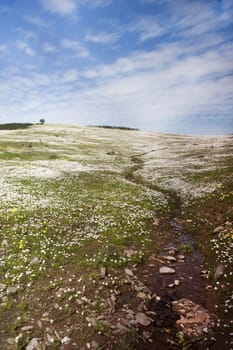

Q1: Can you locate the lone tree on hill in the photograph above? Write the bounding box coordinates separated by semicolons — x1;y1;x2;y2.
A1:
39;118;45;125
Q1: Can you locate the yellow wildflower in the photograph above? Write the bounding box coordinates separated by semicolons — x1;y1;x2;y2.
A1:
19;239;24;249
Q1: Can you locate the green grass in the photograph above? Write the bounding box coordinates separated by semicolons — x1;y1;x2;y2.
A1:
0;171;162;285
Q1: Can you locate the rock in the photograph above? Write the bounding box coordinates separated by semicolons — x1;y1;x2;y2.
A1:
146;311;156;316
174;279;180;286
125;268;134;277
124;249;135;258
213;225;224;234
159;266;176;275
163;246;176;252
137;302;145;312
7;338;15;345
61;336;71;344
81;296;89;303
107;294;117;313
172;298;214;338
47;334;55;343
164;255;177;262
134;283;151;294
135;312;152;326
7;286;18;295
100;267;107;279
54;330;61;341
113;323;129;334
214;264;224;280
21;326;34;332
0;283;6;291
100;320;111;327
15;334;23;344
177;255;185;260
37;320;43;328
143;331;151;339
153;218;160;226
25;338;39;350
91;340;99;349
86;317;97;327
137;292;147;300
1;239;8;248
30;257;41;265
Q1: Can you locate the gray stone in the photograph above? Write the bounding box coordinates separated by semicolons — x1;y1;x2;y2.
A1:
0;283;6;291
100;267;107;279
125;268;134;277
91;340;99;349
135;312;152;326
21;326;34;332
163;246;176;252
7;286;18;295
30;257;41;265
177;254;185;260
172;298;214;338
113;323;129;334
47;334;55;343
137;292;147;300
86;317;97;327
25;338;39;350
213;225;224;234
124;249;135;258
159;266;176;274
214;264;224;280
164;255;177;262
61;336;71;344
7;338;15;345
1;239;8;248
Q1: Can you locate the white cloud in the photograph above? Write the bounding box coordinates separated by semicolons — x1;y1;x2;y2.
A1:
80;0;112;8
25;15;48;28
1;0;232;132
43;42;57;53
40;0;77;15
85;31;119;44
17;41;35;56
61;39;89;57
15;27;38;40
2;37;232;131
62;69;79;82
128;17;164;42
0;44;7;54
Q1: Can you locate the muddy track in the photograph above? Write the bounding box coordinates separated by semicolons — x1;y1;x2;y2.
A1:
122;159;213;349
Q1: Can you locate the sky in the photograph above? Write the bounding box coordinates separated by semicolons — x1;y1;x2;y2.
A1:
0;0;233;134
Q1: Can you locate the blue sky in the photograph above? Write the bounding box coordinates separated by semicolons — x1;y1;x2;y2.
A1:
0;0;233;134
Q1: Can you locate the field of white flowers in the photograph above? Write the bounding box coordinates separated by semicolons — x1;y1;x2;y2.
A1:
0;124;232;350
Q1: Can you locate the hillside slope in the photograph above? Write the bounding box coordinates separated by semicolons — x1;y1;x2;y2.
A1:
0;124;232;349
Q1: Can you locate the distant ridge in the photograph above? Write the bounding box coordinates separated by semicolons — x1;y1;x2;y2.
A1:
0;123;33;130
90;125;139;131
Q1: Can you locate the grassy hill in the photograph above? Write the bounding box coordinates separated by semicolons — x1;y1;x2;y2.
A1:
0;124;232;349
